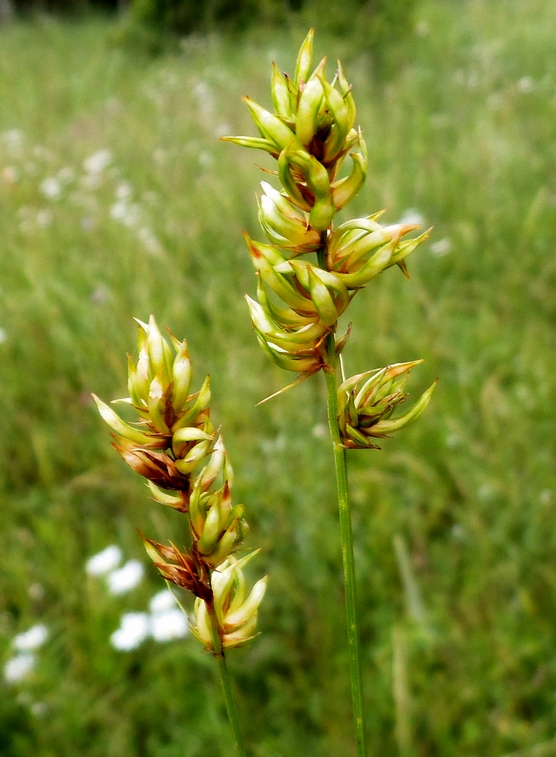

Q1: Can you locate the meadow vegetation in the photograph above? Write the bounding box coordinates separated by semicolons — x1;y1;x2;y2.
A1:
1;1;556;754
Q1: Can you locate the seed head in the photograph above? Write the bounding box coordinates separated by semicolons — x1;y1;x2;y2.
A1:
337;362;438;449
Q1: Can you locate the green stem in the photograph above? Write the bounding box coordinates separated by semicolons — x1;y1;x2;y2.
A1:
206;599;248;757
323;332;368;757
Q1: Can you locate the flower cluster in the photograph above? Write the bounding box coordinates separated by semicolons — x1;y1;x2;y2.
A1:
94;316;266;652
225;30;430;383
225;29;436;438
337;362;438;449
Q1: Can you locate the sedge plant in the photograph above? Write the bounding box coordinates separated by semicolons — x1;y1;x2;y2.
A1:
94;317;265;757
222;29;437;755
94;29;436;757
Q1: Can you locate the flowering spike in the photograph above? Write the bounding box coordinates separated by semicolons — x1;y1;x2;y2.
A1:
191;555;267;651
338;362;437;448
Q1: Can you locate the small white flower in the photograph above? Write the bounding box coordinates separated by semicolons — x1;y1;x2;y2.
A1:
150;609;189;642
40;177;62;200
149;590;178;613
90;284;111;304
84;149;112;174
517;76;535;94
137;226;162;256
4;653;35;683
28;583;45;601
311;423;328;440
36;210;53;228
451;524;466;542
398;208;425;227
198;151;213;168
429;238;452;257
14;624;49;652
110;612;150;651
415;20;429;37
107;560;145;595
194;81;213;109
86;545;123;576
110;200;141;228
2;129;23;148
214;123;231;137
115;183;132;200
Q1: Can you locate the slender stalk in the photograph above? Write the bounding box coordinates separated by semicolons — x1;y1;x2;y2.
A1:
206;599;248;757
323;332;368;757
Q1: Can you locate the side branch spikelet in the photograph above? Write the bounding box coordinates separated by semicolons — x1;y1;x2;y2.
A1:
337;362;437;449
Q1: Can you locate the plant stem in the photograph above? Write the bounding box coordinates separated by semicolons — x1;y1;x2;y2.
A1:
323;331;368;757
206;599;248;757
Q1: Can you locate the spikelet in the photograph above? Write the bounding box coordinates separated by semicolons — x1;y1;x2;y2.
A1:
224;30;430;387
95;316;266;655
191;553;268;651
337;362;438;449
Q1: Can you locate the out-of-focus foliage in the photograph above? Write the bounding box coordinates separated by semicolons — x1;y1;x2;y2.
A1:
126;0;421;69
4;0;120;13
1;1;556;754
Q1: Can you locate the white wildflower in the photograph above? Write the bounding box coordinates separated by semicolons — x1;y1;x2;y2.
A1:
40;177;62;200
398;208;425;227
2;129;23;148
110;612;150;651
198;151;213;168
517;77;535;94
107;559;145;595
4;653;35;683
137;226;162;256
194;81;213;109
90;284;111;304
115;183;132;200
86;545;123;576
149;589;178;613
28;583;45;601
429;238;452;257
84;149;112;174
451;524;466;542
150;609;189;643
36;210;53;228
415;20;429;37
110;200;141;228
13;624;48;652
214;123;231;137
311;423;328;440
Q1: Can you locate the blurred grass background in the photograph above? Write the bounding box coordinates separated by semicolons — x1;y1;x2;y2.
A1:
1;0;556;754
